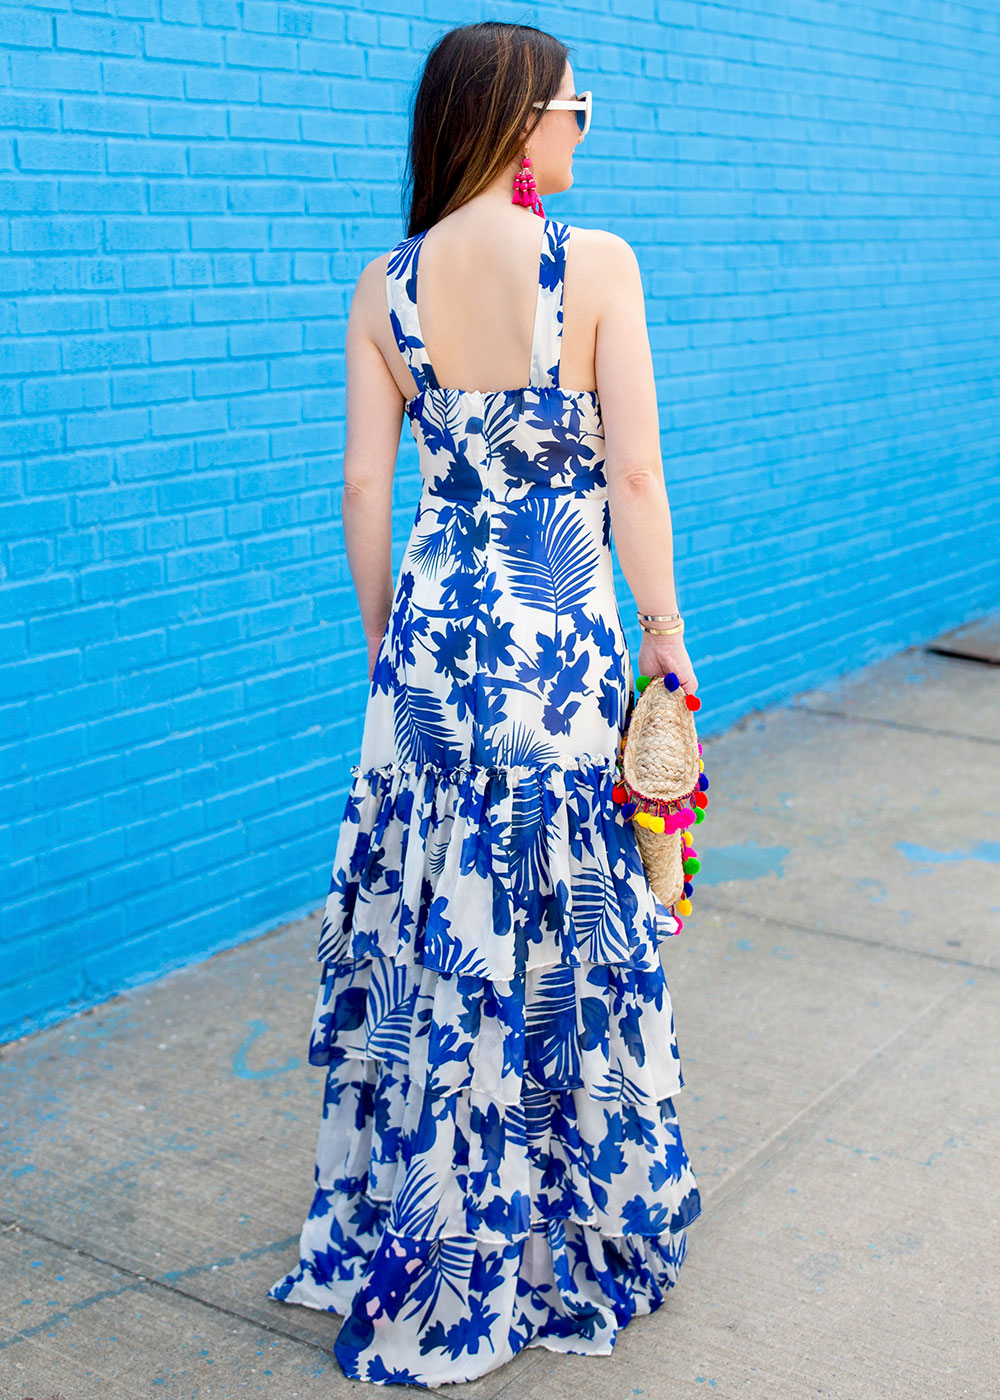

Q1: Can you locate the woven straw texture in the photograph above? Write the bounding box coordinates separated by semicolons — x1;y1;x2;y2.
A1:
622;681;701;908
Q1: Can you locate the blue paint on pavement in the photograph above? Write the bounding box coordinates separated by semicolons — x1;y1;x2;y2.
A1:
695;842;790;886
896;840;1000;865
232;1020;300;1079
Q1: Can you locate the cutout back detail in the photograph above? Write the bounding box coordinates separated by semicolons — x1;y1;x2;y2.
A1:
386;219;570;401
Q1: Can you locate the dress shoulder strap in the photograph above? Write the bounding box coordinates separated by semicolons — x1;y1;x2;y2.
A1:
385;229;440;396
529;218;570;390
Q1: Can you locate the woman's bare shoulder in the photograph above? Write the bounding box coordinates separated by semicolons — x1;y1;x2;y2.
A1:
345;251;395;335
565;224;639;268
354;250;392;295
563;225;643;318
565;225;642;299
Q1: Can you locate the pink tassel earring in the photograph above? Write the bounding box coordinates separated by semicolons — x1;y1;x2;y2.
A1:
512;150;545;218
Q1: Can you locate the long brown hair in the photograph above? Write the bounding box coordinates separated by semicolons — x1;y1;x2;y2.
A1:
404;22;570;238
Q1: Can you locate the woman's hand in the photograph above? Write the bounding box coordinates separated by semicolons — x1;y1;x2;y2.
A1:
636;630;698;696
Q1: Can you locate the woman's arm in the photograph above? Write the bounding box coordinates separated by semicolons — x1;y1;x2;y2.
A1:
594;232;679;617
595;233;697;692
341;258;406;674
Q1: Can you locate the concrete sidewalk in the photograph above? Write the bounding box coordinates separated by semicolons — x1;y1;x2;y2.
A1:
2;636;998;1400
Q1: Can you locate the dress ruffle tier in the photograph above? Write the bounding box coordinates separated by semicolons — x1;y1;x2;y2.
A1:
268;756;703;1388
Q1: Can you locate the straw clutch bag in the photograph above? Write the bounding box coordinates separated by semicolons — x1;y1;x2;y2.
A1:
612;671;709;930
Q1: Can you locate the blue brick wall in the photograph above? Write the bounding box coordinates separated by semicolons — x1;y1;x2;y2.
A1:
2;0;998;1043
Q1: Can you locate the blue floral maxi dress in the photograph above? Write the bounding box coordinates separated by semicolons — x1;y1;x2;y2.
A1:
267;218;703;1387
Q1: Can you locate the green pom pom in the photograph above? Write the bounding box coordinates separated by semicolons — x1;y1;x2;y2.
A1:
636;674;651;693
682;857;701;875
694;807;705;824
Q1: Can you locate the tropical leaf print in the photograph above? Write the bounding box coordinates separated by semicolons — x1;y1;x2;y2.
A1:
421;389;478;476
571;866;633;964
408;500;456;575
386;1160;442;1240
525;964;581;1086
479;394;520;463
490;720;561;770
401;1236;478;1331
364;959;416;1063
390;685;462;767
493;494;600;616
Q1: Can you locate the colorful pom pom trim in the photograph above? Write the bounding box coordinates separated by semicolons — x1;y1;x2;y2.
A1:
612;670;708;935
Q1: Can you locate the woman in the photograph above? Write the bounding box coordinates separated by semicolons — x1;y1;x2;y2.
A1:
268;20;703;1388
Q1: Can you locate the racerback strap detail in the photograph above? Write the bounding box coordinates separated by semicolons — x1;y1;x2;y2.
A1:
385;217;570;397
530;218;569;390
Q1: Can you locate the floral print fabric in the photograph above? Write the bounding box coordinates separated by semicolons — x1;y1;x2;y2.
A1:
267;218;702;1387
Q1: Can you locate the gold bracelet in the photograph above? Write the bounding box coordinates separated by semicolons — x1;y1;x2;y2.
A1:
639;621;685;636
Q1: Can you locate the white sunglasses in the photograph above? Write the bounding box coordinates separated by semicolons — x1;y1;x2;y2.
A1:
531;90;592;139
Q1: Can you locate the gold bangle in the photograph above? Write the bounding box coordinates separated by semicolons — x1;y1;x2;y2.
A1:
639;621;685;636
